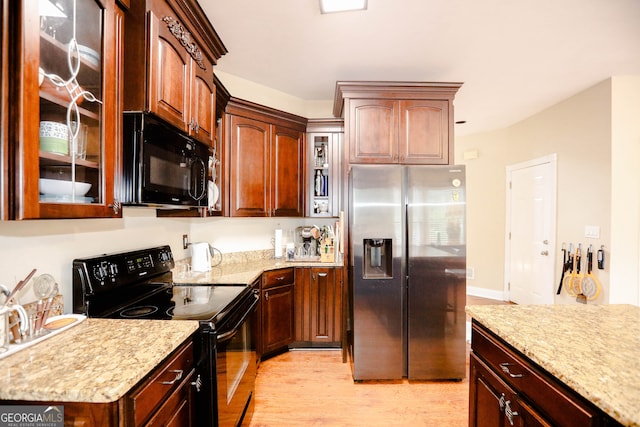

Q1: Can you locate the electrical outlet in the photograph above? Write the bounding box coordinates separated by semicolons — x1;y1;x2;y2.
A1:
466;267;475;279
183;234;189;249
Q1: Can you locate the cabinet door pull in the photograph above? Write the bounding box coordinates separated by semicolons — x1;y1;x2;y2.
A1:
159;369;183;385
504;400;519;426
265;291;269;301
191;374;202;392
499;362;524;378
312;272;327;281
109;201;121;215
498;393;506;411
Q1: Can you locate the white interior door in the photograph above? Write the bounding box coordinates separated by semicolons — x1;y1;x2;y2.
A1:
505;155;557;304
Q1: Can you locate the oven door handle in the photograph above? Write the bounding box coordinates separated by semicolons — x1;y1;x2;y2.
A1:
216;296;258;344
217;329;238;343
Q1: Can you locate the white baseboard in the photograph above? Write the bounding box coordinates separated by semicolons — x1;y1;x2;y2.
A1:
467;286;506;301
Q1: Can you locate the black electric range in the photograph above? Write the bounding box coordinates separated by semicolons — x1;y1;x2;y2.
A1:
72;245;258;427
71;245;252;321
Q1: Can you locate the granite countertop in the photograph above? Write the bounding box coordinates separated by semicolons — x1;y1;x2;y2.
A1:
0;318;199;403
466;304;640;427
173;255;343;285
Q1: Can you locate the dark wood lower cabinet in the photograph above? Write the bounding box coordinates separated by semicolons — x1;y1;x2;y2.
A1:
470;354;551;427
470;321;623;427
125;338;196;427
293;267;342;347
257;266;344;361
259;268;295;358
143;369;196;427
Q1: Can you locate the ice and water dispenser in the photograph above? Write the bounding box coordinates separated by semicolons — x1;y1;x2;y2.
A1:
362;238;393;278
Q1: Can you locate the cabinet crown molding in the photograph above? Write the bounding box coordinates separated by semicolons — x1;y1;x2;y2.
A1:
167;0;228;62
306;118;344;133
226;97;308;131
333;81;463;118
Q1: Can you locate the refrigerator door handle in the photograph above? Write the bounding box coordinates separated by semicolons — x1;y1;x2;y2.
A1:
444;268;467;278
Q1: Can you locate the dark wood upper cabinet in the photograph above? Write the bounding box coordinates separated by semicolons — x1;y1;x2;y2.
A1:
224;98;306;217
189;63;216;145
271;124;306;217
123;0;226;147
334;81;462;165
228;114;271;217
348;99;397;163
400;99;450;164
3;0;125;219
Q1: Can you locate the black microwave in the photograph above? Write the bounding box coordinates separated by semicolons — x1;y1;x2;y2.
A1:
121;113;209;208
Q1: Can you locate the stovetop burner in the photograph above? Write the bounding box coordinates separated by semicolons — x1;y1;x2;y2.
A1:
120;305;159;318
171;285;249;321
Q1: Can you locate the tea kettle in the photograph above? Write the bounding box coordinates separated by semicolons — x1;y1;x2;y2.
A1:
190;242;212;272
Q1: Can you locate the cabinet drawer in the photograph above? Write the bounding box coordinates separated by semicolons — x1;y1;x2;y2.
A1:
470;353;553;427
471;323;597;427
127;340;194;427
145;369;195;427
263;268;295;289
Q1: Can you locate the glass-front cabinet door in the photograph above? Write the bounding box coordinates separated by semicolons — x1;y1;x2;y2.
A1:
8;0;123;219
306;119;344;218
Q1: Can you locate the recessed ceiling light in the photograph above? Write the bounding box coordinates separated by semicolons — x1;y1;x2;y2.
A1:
320;0;368;14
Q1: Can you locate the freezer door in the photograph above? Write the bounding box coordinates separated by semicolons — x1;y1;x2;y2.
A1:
406;166;467;380
350;165;404;380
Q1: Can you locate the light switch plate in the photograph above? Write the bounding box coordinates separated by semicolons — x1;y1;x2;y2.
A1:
584;225;600;239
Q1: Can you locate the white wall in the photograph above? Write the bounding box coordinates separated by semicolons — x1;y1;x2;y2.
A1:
216;70;334;118
189;216;335;253
453;128;510;299
458;77;640;305
610;77;640;305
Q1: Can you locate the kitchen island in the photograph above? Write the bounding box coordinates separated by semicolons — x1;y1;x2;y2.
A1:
0;318;199;425
466;304;639;427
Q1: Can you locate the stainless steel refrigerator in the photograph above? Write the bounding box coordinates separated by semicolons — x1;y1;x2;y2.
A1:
349;165;466;381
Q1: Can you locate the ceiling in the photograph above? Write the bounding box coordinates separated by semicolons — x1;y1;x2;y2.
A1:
201;0;640;136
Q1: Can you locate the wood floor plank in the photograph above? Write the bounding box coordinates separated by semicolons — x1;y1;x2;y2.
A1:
247;297;507;426
248;349;470;426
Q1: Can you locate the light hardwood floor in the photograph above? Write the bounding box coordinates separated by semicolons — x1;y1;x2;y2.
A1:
248;296;508;426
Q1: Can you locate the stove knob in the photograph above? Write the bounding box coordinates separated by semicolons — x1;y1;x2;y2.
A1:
109;263;119;276
158;250;172;263
93;263;108;281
